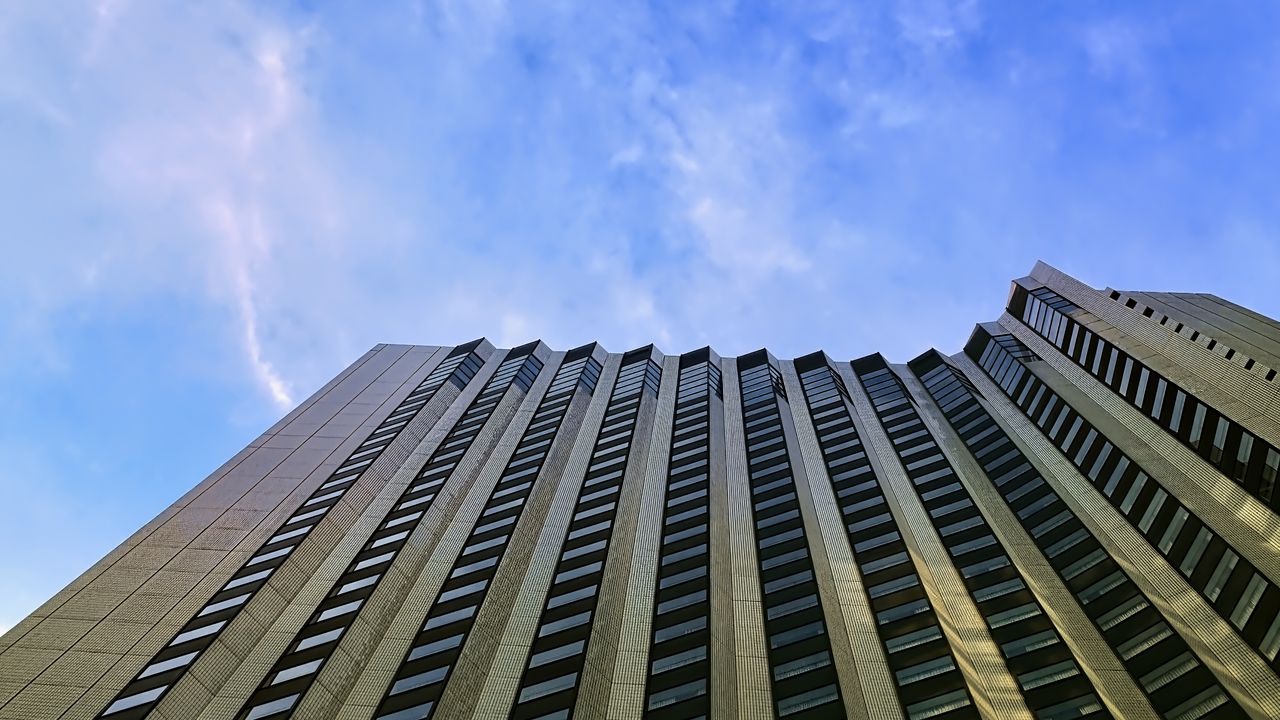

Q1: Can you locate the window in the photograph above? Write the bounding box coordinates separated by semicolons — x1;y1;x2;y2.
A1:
1137;489;1168;532
961;556;1010;578
974;578;1024;601
1179;528;1212;576
1079;571;1126;605
296;628;343;652
654;613;710;645
878;598;930;624
1018;659;1078;690
1119;474;1148;514
905;689;970;720
245;695;301;720
548;584;598;610
651;645;707;675
1210;417;1229;464
1263;449;1279;501
1234;433;1255;482
1189;404;1207;448
1087;444;1112;481
778;684;839;716
1102;458;1130;497
764;569;812;594
863;551;909;573
1045;529;1088;558
987;603;1039;629
1001;630;1057;657
657;589;707;616
647;679;706;710
137;652;198;679
1166;688;1228;720
423;605;477;631
270;658;323;685
869;574;920;598
1039;695;1104;720
772;651;832;681
950;535;996;555
1015;493;1056;519
769;620;824;649
1229;573;1267;629
1204;550;1239;602
539;610;592;638
1260;615;1280;661
1117;624;1172;660
1139;652;1196;693
1170;391;1186;433
1097;596;1149;630
1157;508;1189;553
660;565;708;590
885;626;943;653
407;632;464;662
1150;379;1167;421
387;666;448;696
517;672;577;703
1031;510;1071;538
896;656;956;685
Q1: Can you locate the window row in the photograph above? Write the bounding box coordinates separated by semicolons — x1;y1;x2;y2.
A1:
970;330;1280;676
240;348;553;720
645;356;720;718
796;355;975;720
511;353;661;720
99;343;489;720
1013;284;1280;512
1106;290;1279;385
854;357;1105;720
914;350;1244;720
737;355;844;720
370;350;600;720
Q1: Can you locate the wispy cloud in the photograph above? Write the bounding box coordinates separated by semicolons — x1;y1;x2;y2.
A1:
1;0;1280;631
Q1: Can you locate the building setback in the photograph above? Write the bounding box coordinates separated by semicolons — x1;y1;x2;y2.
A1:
2;260;1279;720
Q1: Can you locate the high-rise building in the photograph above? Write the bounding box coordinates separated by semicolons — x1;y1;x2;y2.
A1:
2;261;1279;720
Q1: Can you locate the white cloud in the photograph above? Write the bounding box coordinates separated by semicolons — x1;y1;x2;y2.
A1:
894;0;982;55
662;96;813;282
3;0;1280;651
1082;20;1155;79
74;3;327;409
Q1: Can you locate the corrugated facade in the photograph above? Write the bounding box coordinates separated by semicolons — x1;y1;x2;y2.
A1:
3;261;1279;720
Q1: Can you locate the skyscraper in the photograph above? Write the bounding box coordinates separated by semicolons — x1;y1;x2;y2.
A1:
2;261;1278;720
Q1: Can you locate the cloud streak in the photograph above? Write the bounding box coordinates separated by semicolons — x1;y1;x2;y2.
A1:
1;0;1279;631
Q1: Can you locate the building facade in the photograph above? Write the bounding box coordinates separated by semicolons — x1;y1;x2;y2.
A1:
2;261;1279;720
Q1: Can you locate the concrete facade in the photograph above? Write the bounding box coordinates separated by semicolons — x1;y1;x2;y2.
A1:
3;263;1278;720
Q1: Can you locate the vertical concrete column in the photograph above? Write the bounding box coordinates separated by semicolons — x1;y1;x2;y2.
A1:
467;350;620;719
1030;261;1280;443
603;354;678;720
778;361;895;720
952;350;1280;719
196;347;492;720
897;366;1157;720
291;345;554;719
768;361;870;717
574;349;667;719
2;344;448;720
437;352;605;717
1002;315;1280;584
835;363;1033;720
334;347;596;719
706;352;737;720
720;358;773;718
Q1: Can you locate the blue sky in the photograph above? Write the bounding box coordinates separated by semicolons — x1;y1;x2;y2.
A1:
2;1;1279;633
